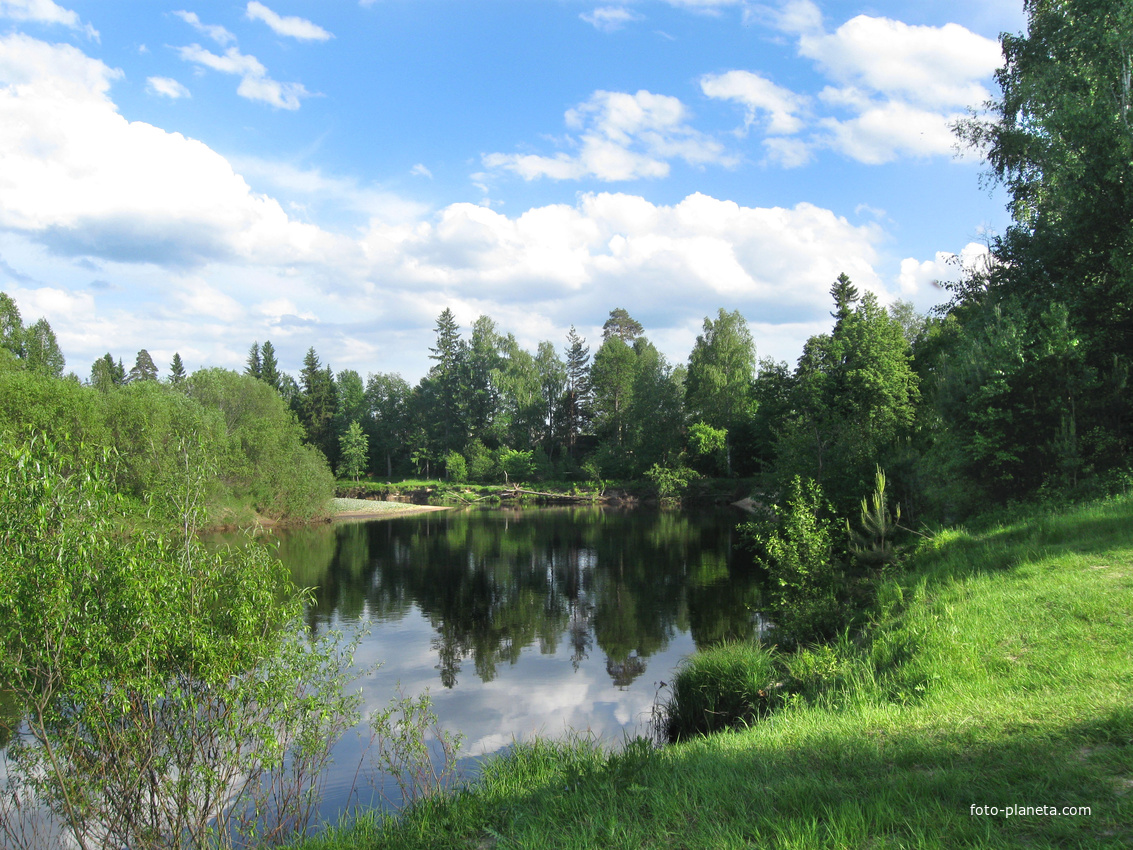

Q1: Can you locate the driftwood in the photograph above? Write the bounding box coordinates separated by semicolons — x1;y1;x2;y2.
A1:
498;484;603;503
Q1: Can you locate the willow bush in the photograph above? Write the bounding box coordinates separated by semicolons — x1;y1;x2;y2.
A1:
0;435;359;849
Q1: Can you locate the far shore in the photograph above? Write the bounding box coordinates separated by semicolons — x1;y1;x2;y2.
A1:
330;497;453;522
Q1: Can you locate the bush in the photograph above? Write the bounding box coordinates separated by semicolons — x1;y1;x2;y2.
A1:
0;435;360;849
741;476;848;645
444;449;468;483
658;642;780;741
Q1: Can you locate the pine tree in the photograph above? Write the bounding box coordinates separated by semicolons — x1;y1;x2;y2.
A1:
90;353;125;391
601;308;644;343
128;349;158;383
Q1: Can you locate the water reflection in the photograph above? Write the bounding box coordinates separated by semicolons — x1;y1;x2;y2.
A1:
277;506;764;690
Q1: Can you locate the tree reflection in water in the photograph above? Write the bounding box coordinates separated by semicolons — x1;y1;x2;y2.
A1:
278;506;765;689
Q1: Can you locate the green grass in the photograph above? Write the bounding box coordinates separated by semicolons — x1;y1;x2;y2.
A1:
288;494;1133;849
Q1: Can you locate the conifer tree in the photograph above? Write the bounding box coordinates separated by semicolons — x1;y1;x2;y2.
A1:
168;352;187;386
245;342;262;379
259;340;280;391
128;349;158;383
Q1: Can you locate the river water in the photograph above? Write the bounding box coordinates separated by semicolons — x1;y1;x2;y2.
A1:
276;504;766;822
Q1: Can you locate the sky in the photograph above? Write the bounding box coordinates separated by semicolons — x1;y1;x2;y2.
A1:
0;0;1026;383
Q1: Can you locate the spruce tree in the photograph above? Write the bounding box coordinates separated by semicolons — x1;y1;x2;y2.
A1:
168;352;187;386
259;340;280;390
245;341;262;379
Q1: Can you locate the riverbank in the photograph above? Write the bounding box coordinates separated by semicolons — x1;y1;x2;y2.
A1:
330;497;452;521
287;493;1133;848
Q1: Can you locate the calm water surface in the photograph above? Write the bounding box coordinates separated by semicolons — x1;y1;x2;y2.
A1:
276;504;766;821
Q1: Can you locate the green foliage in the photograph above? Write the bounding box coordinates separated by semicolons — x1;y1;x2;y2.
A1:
644;462;699;500
0;435;362;848
366;686;465;808
186;368;334;521
846;466;902;569
443;448;467;483
741;476;847;644
168;352;187;386
339;420;370;482
22;317;65;378
658;641;779;741
498;447;535;483
127;348;158;383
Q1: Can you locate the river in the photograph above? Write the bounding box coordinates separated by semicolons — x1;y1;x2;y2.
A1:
276;504;766;823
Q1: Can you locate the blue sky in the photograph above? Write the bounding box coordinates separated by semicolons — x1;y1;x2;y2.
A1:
0;0;1024;382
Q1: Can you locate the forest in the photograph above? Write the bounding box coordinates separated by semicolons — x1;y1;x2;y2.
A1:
0;0;1128;548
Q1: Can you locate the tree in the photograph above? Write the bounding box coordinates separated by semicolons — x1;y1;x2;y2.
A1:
561;326;592;458
425;308;469;454
260;340;281;391
685;309;756;475
776;283;920;510
947;0;1133;489
245;341;262;378
0;291;23;359
90;353;125;391
602;307;644;343
365;372;412;478
0;435;357;848
535;341;566;455
168;352;187;386
127;349;158;383
299;347;337;462
338;420;369;482
23;317;65;378
591;335;637;447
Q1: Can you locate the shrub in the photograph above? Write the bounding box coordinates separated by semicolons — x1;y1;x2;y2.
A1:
740;476;848;645
658;642;780;741
0;435;360;849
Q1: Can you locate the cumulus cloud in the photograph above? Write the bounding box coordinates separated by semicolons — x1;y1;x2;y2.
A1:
146;76;190;99
177;43;310;109
700;69;809;135
709;0;1002;165
0;0;97;38
0;33;344;265
173;10;235;46
484;89;730;182
245;2;332;42
898;241;992;295
580;6;642;32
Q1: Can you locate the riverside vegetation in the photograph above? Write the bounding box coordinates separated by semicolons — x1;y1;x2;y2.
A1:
3;0;1133;846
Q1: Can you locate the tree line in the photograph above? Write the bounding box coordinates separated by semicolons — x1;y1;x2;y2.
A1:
3;0;1130;526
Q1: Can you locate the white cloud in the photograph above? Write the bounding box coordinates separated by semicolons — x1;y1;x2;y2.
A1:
0;0;97;39
484;89;730;182
0;33;344;266
173;10;235;46
898;241;991;295
177;43;310;109
713;0;1003;166
580;6;642;32
700;69;809;135
818;100;960;164
146;76;190;99
245;2;333;42
410;163;433;179
798;13;1002;110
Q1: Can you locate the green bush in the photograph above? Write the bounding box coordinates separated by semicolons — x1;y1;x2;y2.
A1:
0;435;361;848
658;641;780;741
444;449;468;483
741;476;848;645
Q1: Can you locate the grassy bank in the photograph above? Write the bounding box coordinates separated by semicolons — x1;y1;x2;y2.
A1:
291;494;1133;849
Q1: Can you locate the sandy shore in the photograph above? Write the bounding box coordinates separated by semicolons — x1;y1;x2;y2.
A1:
331;498;452;521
